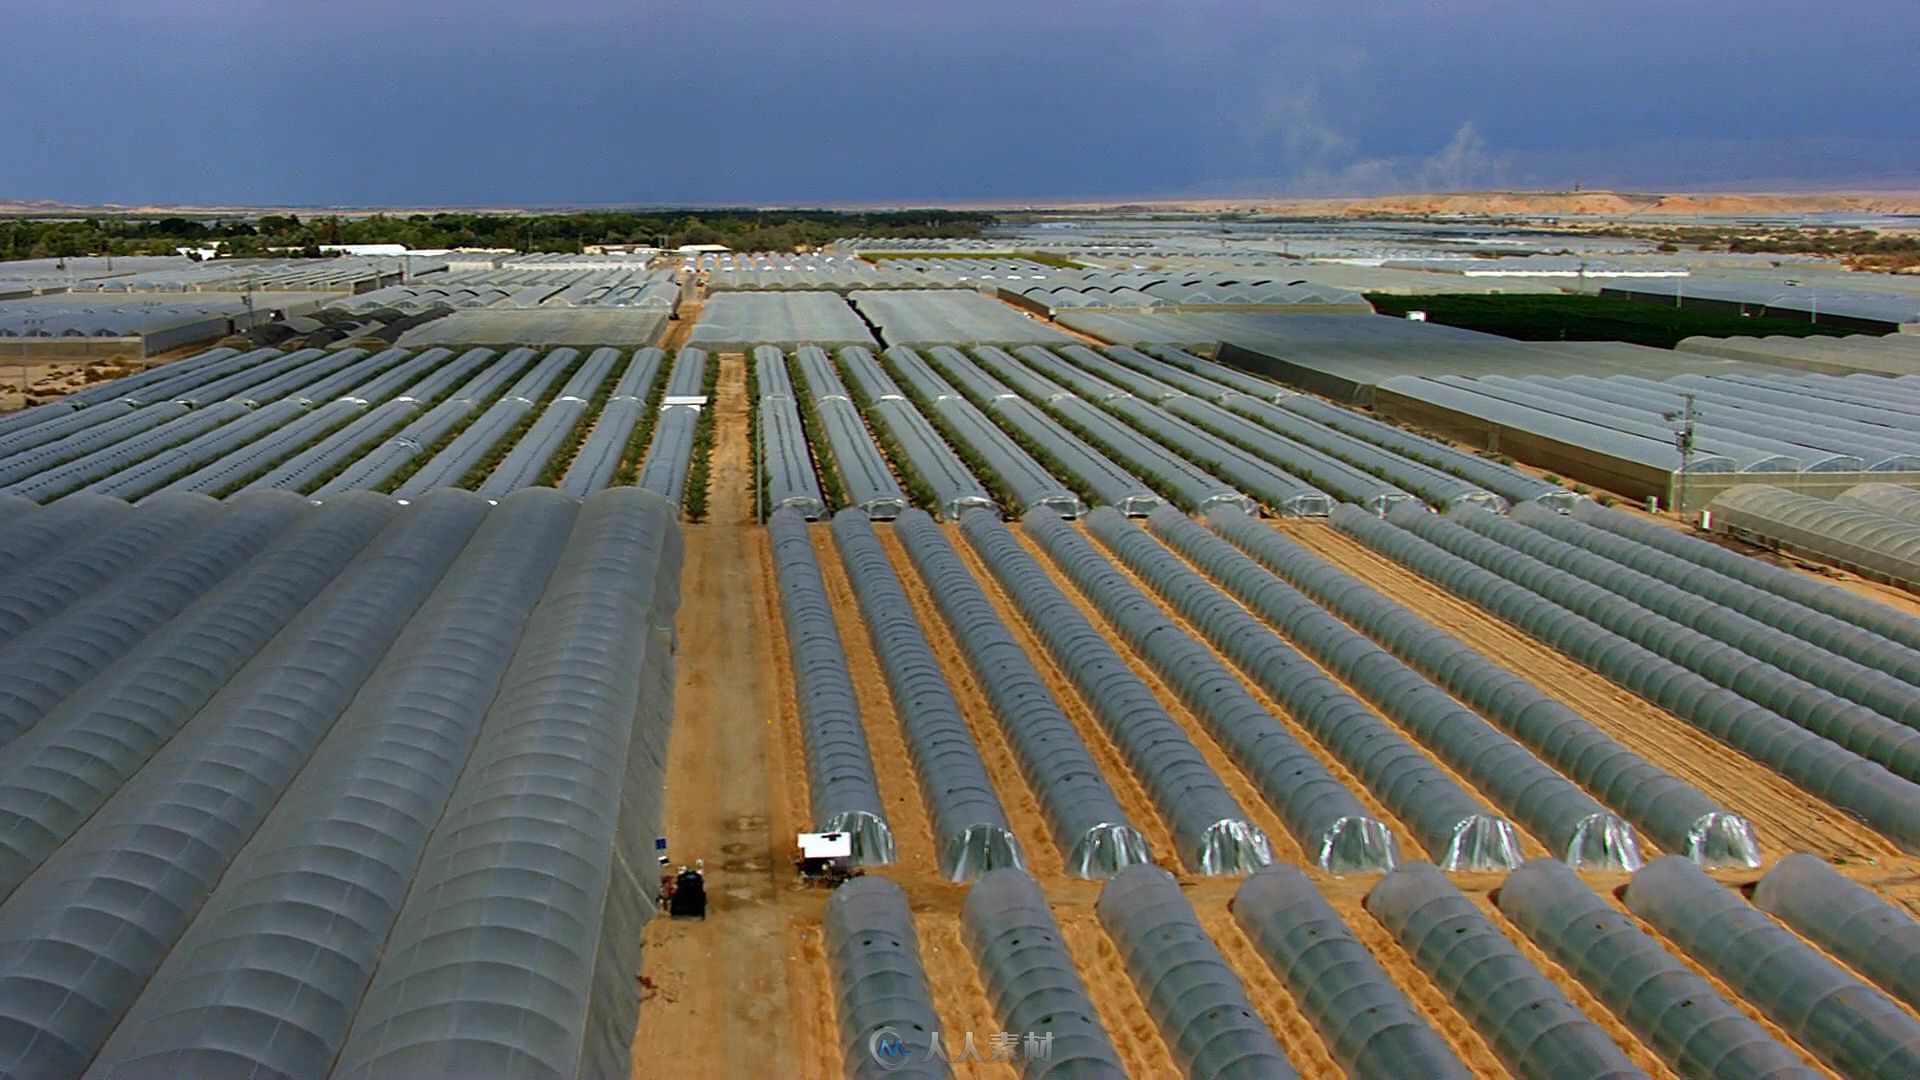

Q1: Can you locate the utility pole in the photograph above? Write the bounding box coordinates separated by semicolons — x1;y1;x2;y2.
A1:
1664;393;1698;515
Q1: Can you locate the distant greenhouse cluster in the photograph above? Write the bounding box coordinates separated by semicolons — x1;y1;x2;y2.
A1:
0;344;716;512
67;255;427;292
335;266;681;315
1003;268;1371;313
699;252;1064;292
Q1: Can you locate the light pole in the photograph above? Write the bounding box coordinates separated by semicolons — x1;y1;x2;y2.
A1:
1664;393;1698;514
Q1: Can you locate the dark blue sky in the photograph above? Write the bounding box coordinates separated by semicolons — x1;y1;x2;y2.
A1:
5;0;1915;206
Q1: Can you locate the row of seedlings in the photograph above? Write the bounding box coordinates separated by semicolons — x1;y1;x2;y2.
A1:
1569;500;1920;654
0;492;306;741
1066;346;1423;514
959;869;1125;1074
1496;859;1821;1079
768;508;895;861
1523;502;1920;685
1233;866;1472;1079
0;492;396;750
0;490;495;1078
0;491;224;647
635;347;710;507
1626;856;1920;1077
793;345;908;519
1027;510;1396;872
831;509;1021;878
921;345;1160;515
328;488;684;1080
474;346;625;497
968;346;1253;516
754;346;826;519
311;348;538;498
558;346;666;496
146;347;435;497
1088;509;1521;870
1454;505;1920;735
883;346;1084;518
1105;345;1505;511
393;347;582;499
893;509;1150;876
836;346;994;519
960;510;1272;874
1365;863;1646;1079
1400;505;1920;788
242;347;493;494
1007;345;1332;516
1098;865;1296;1078
823;877;949;1079
1330;505;1920;851
676;349;725;521
88;487;583;1077
1209;511;1761;867
1151;508;1644;870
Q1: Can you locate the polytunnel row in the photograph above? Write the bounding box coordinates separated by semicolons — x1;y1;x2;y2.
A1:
1063;345;1429;514
1570;499;1920;654
969;345;1255;516
1008;345;1333;516
794;345;908;518
959;510;1272;875
830;509;1021;879
1025;509;1397;873
1148;508;1640;869
1098;865;1296;1079
559;346;666;496
920;345;1159;515
393;347;582;498
1093;508;1519;870
1514;501;1920;689
310;347;540;498
0;491;132;577
1365;863;1646;1079
0;492;306;743
836;345;994;519
753;345;826;518
1132;344;1575;507
1495;858;1818;1080
1208;510;1759;867
1231;866;1471;1080
892;509;1149;876
472;344;625;497
1331;505;1920;851
1456;504;1920;733
1404;505;1920;789
1626;856;1920;1078
0;488;687;1080
823;878;950;1079
958;870;1125;1078
636;347;710;505
768;508;895;861
1752;853;1920;1015
883;346;1084;517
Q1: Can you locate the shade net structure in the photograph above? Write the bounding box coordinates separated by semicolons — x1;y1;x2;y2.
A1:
1709;483;1920;590
1496;858;1817;1079
1232;867;1470;1079
768;507;895;862
831;509;1021;880
961;510;1272;875
1838;481;1920;526
687;290;877;350
1097;864;1296;1079
849;289;1075;347
1626;855;1920;1079
0;487;687;1080
894;509;1149;878
1366;862;1644;1080
959;869;1125;1078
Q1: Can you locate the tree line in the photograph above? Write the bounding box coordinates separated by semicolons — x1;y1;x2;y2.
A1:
0;209;995;260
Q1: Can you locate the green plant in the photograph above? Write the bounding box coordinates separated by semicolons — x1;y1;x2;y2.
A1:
680;354;723;522
784;352;847;513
